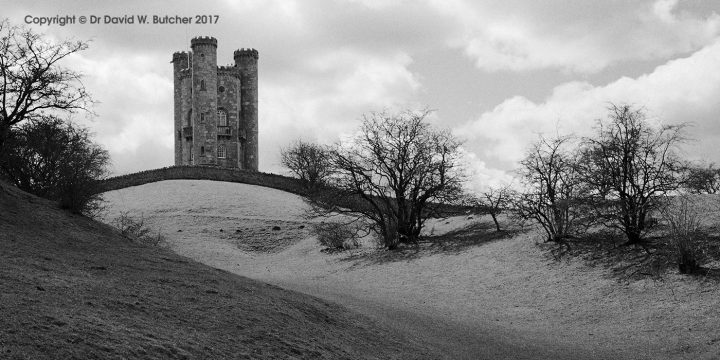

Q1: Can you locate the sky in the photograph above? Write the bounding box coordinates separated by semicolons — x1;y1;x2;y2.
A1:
5;0;720;192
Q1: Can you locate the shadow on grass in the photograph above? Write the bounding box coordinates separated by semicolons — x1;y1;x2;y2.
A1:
342;220;521;267
561;228;720;282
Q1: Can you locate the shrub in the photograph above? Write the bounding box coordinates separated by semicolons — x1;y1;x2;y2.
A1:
312;222;360;250
0;117;109;215
660;195;706;274
112;211;165;247
683;163;720;194
280;140;333;189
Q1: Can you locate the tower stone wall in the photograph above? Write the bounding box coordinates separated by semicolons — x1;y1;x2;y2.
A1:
234;49;259;171
172;36;258;171
172;51;188;166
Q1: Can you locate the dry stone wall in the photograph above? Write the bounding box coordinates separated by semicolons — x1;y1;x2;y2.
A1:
96;166;308;195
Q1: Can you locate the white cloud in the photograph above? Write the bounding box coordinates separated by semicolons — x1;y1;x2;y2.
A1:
345;0;405;10
459;148;515;193
260;49;421;172
66;51;174;174
431;0;720;73
653;0;679;23
456;38;720;175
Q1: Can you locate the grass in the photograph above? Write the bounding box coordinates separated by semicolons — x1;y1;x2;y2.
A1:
100;180;720;359
565;227;720;280
340;218;520;265
221;219;309;253
0;180;435;359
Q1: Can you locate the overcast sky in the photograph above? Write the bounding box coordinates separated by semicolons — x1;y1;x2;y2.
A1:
6;0;720;191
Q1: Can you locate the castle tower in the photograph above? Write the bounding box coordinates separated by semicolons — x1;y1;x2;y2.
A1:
234;48;259;171
171;51;189;166
190;37;218;166
172;37;258;171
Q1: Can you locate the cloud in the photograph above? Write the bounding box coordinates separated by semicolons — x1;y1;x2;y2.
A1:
260;49;421;172
431;0;720;73
459;148;515;193
456;38;720;175
66;51;174;174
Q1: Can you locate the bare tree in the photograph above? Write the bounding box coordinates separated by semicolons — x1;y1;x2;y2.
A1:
466;185;511;232
315;109;465;250
280;139;332;189
578;104;687;246
0;19;93;155
682;162;720;194
515;134;588;248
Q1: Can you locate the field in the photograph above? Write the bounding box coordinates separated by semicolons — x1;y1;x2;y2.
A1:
0;180;436;359
100;179;720;359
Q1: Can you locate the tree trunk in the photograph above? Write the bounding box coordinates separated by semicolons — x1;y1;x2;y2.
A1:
0;124;9;158
623;222;643;245
678;259;701;274
382;218;400;250
490;212;501;232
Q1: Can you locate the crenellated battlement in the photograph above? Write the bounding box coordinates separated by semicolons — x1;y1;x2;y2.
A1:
234;48;259;60
217;65;239;72
217;66;240;78
172;51;189;63
191;36;218;48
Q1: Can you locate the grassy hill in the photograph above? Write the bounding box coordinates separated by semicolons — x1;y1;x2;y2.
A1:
0;180;435;359
99;180;720;360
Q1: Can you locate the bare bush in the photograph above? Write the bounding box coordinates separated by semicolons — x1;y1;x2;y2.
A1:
312;222;361;250
660;195;706;274
112;212;165;247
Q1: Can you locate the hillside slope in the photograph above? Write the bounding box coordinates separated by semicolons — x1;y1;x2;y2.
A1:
101;180;720;360
0;181;435;359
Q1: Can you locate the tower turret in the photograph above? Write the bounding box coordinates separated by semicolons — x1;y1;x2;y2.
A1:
190;37;219;165
234;48;259;171
171;52;189;165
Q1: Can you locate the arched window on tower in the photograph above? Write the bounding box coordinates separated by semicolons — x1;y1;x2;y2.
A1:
217;144;227;159
217;109;227;126
200;79;206;91
186;109;192;127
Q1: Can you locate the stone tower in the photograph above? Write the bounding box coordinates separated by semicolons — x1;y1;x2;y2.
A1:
172;36;258;170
